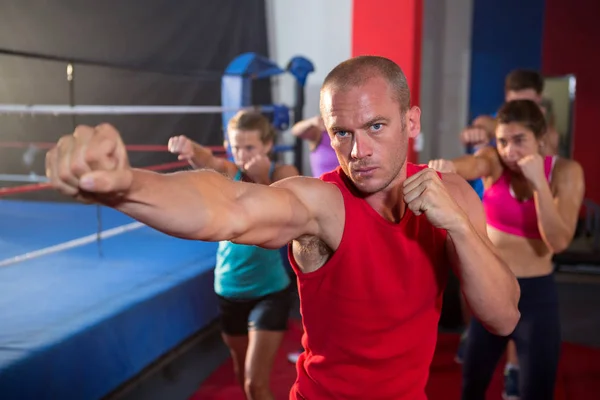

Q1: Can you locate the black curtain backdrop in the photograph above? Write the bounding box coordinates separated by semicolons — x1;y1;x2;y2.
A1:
0;0;272;199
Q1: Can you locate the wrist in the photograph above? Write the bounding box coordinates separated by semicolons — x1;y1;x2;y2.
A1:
248;172;270;185
445;213;473;237
449;161;457;174
531;177;549;192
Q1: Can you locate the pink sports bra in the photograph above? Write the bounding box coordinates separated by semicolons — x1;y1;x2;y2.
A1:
483;156;557;239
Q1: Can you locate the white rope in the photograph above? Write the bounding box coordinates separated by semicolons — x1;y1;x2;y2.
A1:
0;173;48;183
0;222;145;268
0;104;274;115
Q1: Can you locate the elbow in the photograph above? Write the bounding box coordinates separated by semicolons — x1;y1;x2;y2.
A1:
550;237;571;254
483;280;521;337
482;305;520;337
489;308;520;337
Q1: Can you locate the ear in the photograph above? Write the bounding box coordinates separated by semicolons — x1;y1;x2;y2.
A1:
263;140;274;154
407;106;421;139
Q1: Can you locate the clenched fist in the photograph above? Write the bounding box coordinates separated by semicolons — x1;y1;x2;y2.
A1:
403;168;467;231
243;154;272;184
428;159;456;173
168;135;195;161
45;124;133;203
517;154;546;189
460;127;489;147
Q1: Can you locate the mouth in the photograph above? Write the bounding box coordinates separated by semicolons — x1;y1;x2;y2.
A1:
504;161;519;169
352;166;377;177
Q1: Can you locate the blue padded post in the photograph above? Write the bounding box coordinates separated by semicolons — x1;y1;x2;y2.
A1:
221;53;286;158
286;56;315;172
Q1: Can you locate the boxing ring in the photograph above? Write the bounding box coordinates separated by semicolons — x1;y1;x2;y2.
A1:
0;52;313;400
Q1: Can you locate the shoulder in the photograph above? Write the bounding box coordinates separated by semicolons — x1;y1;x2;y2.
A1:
552;157;584;187
273;175;345;246
440;171;482;211
553;157;583;176
441;172;472;198
272;175;343;210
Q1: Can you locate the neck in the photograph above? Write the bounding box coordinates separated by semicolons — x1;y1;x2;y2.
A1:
363;164;408;223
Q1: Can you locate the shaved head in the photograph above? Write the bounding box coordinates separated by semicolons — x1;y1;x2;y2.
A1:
320;56;411;115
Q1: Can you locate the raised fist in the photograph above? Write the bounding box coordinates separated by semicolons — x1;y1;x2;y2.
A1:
45;124;133;203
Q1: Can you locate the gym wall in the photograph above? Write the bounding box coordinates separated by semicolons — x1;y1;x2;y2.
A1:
468;0;546;121
542;0;600;203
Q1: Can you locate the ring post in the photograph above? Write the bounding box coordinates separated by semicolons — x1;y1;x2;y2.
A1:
221;53;285;160
286;56;315;173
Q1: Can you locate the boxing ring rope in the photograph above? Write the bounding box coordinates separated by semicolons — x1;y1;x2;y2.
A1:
0;143;295;191
0;141;227;153
0;104;276;115
0;160;191;196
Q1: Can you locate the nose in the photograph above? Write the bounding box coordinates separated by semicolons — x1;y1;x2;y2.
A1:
504;143;519;161
234;149;248;163
350;132;373;160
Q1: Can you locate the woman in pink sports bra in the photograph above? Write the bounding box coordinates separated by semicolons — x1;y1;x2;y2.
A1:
429;99;585;400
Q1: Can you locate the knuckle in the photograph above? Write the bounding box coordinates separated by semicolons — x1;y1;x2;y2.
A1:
96;123;115;132
83;148;100;165
69;158;87;175
57;134;73;148
57;168;72;183
73;125;93;138
45;149;54;164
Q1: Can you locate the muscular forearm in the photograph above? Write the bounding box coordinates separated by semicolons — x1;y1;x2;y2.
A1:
449;222;521;336
188;143;218;170
114;169;241;241
534;182;572;253
452;156;487;181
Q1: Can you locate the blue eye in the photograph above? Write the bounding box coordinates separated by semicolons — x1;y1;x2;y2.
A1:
372;123;383;131
335;131;350;138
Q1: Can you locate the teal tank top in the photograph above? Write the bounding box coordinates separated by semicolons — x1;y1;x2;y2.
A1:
214;164;291;299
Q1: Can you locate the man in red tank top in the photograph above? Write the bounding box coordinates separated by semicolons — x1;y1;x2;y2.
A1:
46;56;521;400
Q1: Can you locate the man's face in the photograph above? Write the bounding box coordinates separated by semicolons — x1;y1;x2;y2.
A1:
320;77;420;194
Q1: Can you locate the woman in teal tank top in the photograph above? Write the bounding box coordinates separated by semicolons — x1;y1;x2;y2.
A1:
168;110;299;400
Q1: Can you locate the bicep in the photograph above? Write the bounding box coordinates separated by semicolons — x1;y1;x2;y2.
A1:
231;177;328;248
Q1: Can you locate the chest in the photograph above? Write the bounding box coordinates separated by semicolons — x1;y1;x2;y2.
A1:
300;216;448;322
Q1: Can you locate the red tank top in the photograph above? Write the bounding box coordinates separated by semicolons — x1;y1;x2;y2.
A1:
288;164;449;400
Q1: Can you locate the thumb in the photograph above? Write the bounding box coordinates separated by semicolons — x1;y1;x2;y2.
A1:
79;170;133;193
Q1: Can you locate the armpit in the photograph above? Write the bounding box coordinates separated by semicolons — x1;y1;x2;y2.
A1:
292;235;333;273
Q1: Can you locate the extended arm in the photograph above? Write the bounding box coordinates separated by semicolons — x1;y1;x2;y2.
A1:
533;160;585;253
168;135;237;177
47;124;341;254
114;170;325;249
429;146;498;181
443;174;520;336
